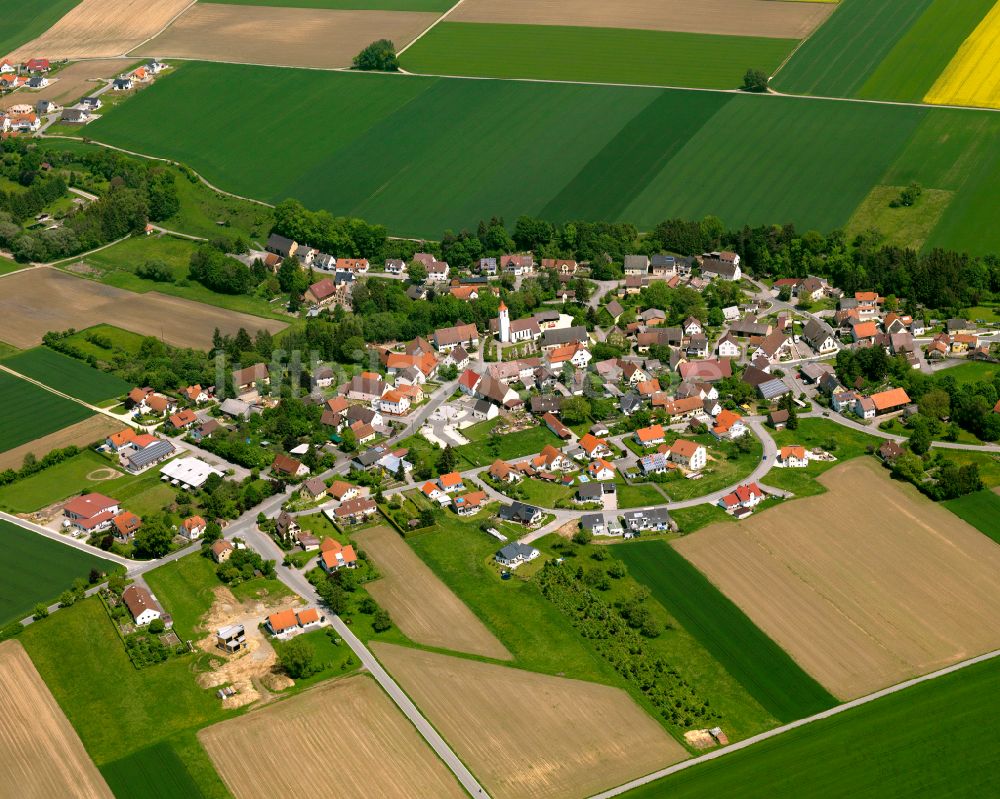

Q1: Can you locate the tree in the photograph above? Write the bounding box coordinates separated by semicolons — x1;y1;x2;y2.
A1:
353;39;398;71
909;422;932;456
560;396;591;425
437;445;456;473
278;637;317;678
133;515;173;559
372;608;392;632
33;603;49;620
149;618;166;634
58;590;76;608
407;261;427;283
919;389;950;421
572;528;593;545
742;69;769;93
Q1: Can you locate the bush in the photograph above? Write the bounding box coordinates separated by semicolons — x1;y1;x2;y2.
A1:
149;618;166;634
353;39;398;72
742;68;769;93
136;259;174;283
32;603;49;620
372;608;392;632
279;637;317;679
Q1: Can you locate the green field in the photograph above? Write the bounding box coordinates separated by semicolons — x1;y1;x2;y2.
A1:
615;541;836;722
83;61;1000;253
0;519;118;625
772;0;936;97
1;347;130;404
100;742;207;799
454;421;563;467
202;0;451;7
19;598;230;797
402;23;796;89
60;325;146;360
144;554;219;642
937;360;1000;386
0;0;79;56
857;0;996;102
944;489;1000;544
0;371;93;452
766;418;881;496
622;655;1000;798
845;185;954;250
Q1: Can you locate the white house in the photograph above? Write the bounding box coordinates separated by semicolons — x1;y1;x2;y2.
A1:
777;446;809;468
122;585;164;627
717;334;740;358
495;542;540;568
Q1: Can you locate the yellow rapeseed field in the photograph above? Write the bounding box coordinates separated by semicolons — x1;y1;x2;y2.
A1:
925;1;1000;108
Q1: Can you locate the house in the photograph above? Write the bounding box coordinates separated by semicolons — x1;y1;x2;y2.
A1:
217;624;247;653
428;260;451;281
719;483;764;512
379;388;411;416
498;502;543;526
266;609;299;637
768;409;789;429
329;480;360;502
438;472;465;494
851;321;879;345
305;278;337;306
122;585;164;627
540;326;589;351
495;542;540;568
578;433;611;459
63;493;121;533
576;482;604;504
712;409;747;440
106;428;138;453
532;445;574;472
543;412;572;440
796;276;826;301
547;343;592;369
802;319;839;354
621;507;672;533
477;257;498;275
433;323;479;352
60;107;93;124
273;454;310;478
344;373;385;404
232;363;269;395
683;316;703;336
635;424;666;447
333;498;377;525
384;258;406;275
489;459;522;484
659;396;705;423
700;252;742;281
870;387;911;415
501;254;534;275
112;511;142;541
181;515;207;540
168;409;198;430
587;458;616;481
421;481;449;505
302;477;328;500
620;393;643;416
218;398;252;419
717;333;740;358
636;378;660;397
879;440;904;462
777;446;808;468
112;77;133;91
753;331;792;362
678;358;732;383
211;539;234;563
662;439;707;471
799;362;835;384
452;490;487;516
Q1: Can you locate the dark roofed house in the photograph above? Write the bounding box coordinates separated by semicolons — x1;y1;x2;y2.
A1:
266;233;297;258
541;326;589;351
498;501;543;526
879;440;904;462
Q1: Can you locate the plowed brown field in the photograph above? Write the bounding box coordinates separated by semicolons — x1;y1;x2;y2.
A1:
374;642;686;799
676;458;1000;699
0;640;113;798
0;414;121;470
200;675;466;799
450;0;834;39
7;0;193;60
355;525;512;660
0;268;285;349
135;4;439;69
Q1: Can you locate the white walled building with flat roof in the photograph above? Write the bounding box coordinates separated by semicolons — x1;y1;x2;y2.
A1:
161;457;224;489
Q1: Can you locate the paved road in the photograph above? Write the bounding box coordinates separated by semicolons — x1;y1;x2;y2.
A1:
590;645;1000;798
0;511;139;569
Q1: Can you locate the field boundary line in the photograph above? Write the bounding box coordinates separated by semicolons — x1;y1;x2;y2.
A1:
397;0;469;58
769;0;845;83
124;0;198;57
589;646;1000;798
0;361;134;428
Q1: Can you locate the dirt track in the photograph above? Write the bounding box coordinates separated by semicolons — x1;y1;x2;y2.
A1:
356;525;512;660
6;0;192;60
0;641;113;798
450;0;834;39
200;674;466;799
676;458;1000;699
0;268;285;349
0;414;121;470
135;4;439;69
374;642;686;799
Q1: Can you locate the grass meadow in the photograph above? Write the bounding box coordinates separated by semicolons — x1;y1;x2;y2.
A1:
100;741;207;799
0;0;79;55
0;371;93;452
1;347;130;404
143;552;219;641
621;655;1000;798
0;519;119;625
84;61;1000;253
943;490;1000;544
401;23;796;89
615;540;837;722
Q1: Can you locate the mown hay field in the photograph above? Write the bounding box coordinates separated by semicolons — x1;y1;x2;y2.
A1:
354;525;512;659
373;642;687;799
0;369;93;452
200;675;467;799
7;0;192;60
2;346;130;403
925;0;1000;108
0;414;120;471
620;655;1000;799
0;268;285;349
86;61;1000;254
0;641;113;797
450;0;834;39
676;459;1000;699
137;4;439;70
401;23;797;89
0;0;80;58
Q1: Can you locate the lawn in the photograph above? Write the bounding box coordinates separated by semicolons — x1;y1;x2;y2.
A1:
857;0;996;102
0;371;93;452
616;480;668;508
937;360;1000;386
0;450;150;513
144;552;219;641
766;418;880;496
516;477;577;508
933;450;1000;490
671;503;734;534
454;421;562;467
844;185;954;251
1;347;130;404
61;324;146;360
615;541;837;723
0;340;18;358
0;519;119;625
401;23;797;89
659;436;762;502
943;489;1000;544
621;655;1000;798
0;0;79;55
271;627;356;693
19;598;231;797
771;0;936;97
